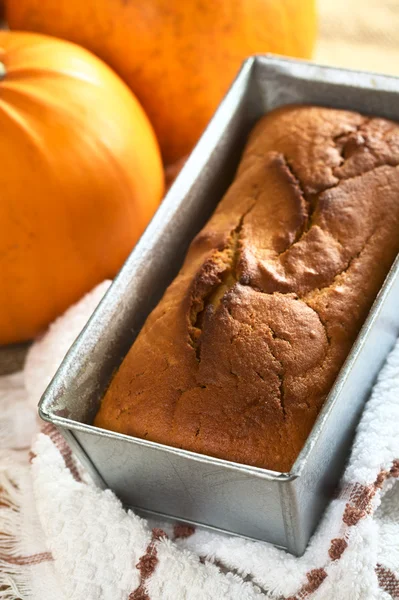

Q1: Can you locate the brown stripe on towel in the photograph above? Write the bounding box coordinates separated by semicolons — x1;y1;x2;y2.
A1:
343;461;399;527
129;528;168;600
0;551;53;565
41;423;82;483
328;538;348;561
173;523;196;540
376;564;399;599
286;568;328;600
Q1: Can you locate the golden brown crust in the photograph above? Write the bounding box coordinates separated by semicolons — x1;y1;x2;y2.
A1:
95;105;399;472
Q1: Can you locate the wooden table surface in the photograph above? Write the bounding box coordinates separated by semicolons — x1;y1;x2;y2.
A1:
0;343;30;376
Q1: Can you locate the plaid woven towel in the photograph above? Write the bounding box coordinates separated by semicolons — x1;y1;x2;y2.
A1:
0;281;398;600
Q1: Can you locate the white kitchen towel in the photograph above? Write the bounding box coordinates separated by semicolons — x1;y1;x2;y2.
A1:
0;282;398;600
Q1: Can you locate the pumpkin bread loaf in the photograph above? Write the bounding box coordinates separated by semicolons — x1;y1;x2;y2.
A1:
95;105;399;472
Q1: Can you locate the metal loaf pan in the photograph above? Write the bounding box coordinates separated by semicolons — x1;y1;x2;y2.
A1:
39;56;399;556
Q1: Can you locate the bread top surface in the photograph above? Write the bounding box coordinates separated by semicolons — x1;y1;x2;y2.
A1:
95;105;399;472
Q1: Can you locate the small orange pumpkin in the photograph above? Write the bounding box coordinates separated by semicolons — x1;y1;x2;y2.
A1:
0;31;164;345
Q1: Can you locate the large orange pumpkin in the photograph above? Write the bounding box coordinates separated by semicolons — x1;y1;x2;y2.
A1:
0;31;164;345
6;0;317;164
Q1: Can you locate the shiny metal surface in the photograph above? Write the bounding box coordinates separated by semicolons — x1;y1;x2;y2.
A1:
39;55;399;555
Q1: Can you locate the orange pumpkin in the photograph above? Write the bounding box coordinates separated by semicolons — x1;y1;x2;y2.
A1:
5;0;317;164
0;31;164;345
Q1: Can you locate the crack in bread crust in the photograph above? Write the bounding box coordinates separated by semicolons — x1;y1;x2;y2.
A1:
189;202;257;361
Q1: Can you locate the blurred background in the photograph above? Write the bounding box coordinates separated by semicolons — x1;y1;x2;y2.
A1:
316;0;399;75
3;1;399;74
